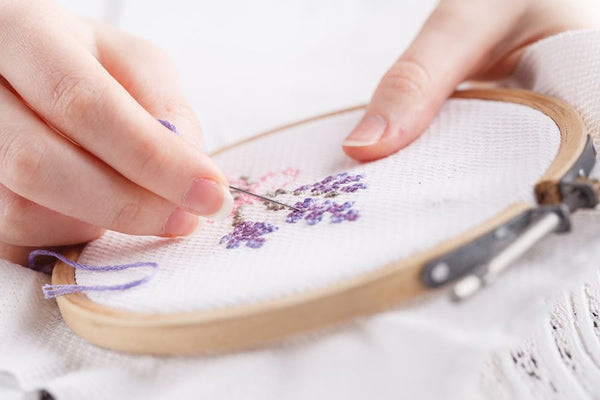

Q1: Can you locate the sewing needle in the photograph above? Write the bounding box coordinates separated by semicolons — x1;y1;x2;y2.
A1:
229;185;302;212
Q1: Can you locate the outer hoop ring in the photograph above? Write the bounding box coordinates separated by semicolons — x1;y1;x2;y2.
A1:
51;88;587;354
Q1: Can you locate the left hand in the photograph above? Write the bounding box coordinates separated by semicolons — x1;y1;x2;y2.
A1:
342;0;599;161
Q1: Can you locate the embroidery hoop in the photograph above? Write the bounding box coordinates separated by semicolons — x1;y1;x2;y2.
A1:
50;88;589;354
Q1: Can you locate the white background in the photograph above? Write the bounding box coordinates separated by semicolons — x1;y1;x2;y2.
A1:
55;0;436;151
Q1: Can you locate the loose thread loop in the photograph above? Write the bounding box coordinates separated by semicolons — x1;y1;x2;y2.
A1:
28;119;172;299
28;249;158;299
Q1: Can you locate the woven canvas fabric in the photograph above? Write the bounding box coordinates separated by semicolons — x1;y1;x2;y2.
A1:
510;30;600;150
3;27;600;400
472;30;600;398
75;100;560;313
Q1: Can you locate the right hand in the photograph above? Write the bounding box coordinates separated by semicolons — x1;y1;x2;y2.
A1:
0;0;233;264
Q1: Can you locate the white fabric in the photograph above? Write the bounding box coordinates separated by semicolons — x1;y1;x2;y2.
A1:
474;31;600;398
1;0;600;397
77;100;559;313
477;270;600;399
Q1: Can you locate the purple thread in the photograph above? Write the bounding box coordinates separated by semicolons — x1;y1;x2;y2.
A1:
286;198;358;225
292;172;366;196
158;119;179;134
220;221;278;249
222;171;366;249
29;250;158;299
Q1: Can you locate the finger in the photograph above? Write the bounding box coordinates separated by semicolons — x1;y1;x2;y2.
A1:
343;0;526;161
0;82;200;237
0;184;103;246
0;2;232;220
92;22;203;149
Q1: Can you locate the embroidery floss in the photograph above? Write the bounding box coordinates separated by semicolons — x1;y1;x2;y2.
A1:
286;198;359;225
292;172;366;197
229;168;300;210
263;189;290;211
283;173;366;225
158;118;179;134
219;221;278;249
29;250;158;299
220;171;366;249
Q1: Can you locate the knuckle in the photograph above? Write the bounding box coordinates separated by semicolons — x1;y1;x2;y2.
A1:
381;60;432;99
3;140;48;192
132;138;170;180
49;71;107;121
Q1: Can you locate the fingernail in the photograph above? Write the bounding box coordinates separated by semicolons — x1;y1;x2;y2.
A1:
183;178;234;220
343;115;388;147
163;208;198;236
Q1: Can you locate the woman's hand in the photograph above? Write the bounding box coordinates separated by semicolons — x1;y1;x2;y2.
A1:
0;0;233;264
343;0;599;161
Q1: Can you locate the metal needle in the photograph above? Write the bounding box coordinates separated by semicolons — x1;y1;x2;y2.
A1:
229;185;302;212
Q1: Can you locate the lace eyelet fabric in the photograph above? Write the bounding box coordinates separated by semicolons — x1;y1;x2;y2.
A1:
478;272;600;399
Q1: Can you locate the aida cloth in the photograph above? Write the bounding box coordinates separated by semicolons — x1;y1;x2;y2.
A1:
75;99;560;313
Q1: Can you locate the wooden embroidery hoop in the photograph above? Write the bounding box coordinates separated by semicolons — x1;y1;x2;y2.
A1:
51;88;588;355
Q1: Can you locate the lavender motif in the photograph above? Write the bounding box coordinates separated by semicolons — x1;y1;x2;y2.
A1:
219;221;278;249
291;172;366;198
220;171;367;249
282;172;366;225
286;198;359;225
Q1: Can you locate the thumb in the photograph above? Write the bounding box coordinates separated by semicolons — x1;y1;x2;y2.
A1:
343;0;523;161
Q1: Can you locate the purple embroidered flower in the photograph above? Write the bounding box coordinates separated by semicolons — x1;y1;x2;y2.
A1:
220;221;278;249
345;209;359;221
222;171;365;249
292;172;366;197
339;182;368;193
286;198;358;225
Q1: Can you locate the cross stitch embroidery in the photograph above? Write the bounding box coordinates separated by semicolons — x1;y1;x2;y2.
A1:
220;170;367;249
229;167;300;210
219;221;278;249
291;172;366;198
285;198;359;225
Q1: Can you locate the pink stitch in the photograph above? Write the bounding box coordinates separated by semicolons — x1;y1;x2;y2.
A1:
229;168;300;212
258;167;300;190
220;170;366;249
